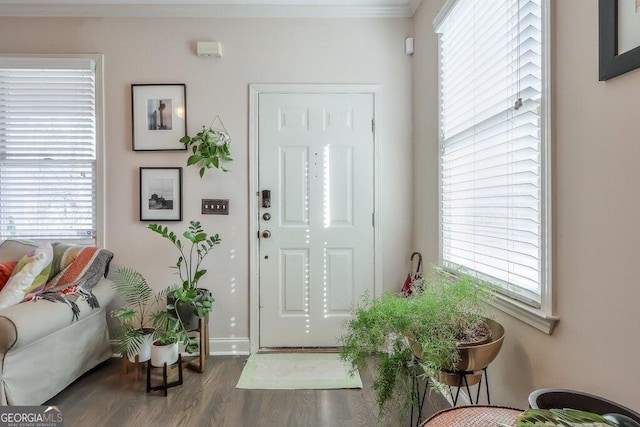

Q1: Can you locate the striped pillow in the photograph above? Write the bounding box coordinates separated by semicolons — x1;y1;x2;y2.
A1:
0;243;53;309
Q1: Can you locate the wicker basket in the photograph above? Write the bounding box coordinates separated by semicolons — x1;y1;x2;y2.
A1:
420;405;523;427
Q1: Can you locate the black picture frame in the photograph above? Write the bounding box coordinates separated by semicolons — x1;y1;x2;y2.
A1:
132;84;187;151
599;0;640;80
139;167;183;221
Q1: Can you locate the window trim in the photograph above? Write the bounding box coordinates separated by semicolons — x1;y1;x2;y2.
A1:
0;53;105;247
434;0;558;334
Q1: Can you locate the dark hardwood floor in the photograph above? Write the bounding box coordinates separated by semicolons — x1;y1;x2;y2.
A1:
45;356;450;427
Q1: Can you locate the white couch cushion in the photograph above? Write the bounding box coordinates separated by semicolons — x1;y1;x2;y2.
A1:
0;240;38;263
0;278;114;352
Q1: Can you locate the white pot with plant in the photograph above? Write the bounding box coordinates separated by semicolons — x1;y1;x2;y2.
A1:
111;268;169;363
150;308;186;367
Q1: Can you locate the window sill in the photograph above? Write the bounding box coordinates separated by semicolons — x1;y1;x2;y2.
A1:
488;292;559;335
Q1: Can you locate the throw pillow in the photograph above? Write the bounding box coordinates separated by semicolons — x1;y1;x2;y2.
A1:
0;243;53;310
0;261;18;291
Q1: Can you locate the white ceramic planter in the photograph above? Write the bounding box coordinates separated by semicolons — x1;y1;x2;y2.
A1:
128;332;154;363
151;342;179;367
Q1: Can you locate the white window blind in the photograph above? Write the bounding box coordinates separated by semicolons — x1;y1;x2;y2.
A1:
437;0;545;306
0;57;97;244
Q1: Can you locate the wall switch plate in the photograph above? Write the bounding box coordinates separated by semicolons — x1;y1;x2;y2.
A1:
202;199;229;215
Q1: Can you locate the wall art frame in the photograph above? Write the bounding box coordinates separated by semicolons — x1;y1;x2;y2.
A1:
599;0;640;80
139;167;183;221
132;84;187;151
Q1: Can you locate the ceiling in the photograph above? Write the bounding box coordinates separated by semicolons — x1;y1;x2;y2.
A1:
0;0;424;18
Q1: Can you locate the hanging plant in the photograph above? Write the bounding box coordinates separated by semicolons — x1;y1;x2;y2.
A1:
180;115;233;178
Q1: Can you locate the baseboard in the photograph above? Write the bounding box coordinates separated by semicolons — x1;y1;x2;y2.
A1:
209;337;251;355
110;338;251;357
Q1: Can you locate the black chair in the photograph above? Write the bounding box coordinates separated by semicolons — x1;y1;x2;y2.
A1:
529;388;640;423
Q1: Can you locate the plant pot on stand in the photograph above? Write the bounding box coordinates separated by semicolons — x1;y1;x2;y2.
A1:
438;317;505;405
151;341;179;367
129;328;155;363
147;340;183;396
111;268;171;379
148;221;220;374
168;288;211;332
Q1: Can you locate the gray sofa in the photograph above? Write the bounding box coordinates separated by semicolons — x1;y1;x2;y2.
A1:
0;240;114;405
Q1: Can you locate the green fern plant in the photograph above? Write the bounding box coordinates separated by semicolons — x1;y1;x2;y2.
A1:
111;267;199;354
110;267;169;358
339;266;493;418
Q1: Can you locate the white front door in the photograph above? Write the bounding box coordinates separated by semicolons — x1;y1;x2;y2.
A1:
258;92;375;347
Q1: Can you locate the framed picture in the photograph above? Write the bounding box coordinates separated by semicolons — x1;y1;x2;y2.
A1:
599;0;640;80
139;167;182;221
131;84;187;151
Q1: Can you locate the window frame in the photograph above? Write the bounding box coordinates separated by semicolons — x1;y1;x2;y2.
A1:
0;54;105;247
434;0;558;334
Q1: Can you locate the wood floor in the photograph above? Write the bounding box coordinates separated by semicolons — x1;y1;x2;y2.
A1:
45;356;450;427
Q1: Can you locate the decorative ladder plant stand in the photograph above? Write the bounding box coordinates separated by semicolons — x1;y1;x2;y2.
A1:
183;317;209;373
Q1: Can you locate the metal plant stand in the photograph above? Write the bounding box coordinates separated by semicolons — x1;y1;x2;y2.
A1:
410;373;431;427
446;367;490;406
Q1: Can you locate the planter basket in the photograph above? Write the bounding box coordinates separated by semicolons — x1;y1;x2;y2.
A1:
440;318;505;387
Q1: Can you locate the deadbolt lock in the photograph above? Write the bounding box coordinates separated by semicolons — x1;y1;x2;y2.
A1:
263;213;271;221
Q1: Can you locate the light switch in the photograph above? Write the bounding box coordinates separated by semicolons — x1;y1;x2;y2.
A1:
202;199;229;215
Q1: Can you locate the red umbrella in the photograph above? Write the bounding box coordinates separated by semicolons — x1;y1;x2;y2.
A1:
401;252;423;297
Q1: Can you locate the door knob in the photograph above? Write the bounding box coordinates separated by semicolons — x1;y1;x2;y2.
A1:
262;230;271;238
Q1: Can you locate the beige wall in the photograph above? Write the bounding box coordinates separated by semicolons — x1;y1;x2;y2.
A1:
413;0;640;410
0;16;414;351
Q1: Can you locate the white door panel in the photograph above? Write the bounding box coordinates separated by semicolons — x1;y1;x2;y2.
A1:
259;93;374;347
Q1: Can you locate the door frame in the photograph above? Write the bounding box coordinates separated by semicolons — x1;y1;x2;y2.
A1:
248;84;383;353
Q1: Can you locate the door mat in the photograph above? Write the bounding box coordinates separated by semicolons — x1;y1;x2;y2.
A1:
236;353;363;390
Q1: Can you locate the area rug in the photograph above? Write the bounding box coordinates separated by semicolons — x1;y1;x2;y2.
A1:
236;353;363;390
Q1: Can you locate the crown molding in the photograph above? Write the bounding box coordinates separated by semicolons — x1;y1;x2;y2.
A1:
0;1;424;18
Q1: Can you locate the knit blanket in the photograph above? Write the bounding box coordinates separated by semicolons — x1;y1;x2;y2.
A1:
31;244;113;320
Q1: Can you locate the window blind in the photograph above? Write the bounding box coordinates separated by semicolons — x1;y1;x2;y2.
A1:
0;57;97;244
436;0;544;306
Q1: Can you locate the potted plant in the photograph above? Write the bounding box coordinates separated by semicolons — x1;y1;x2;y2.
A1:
148;220;220;331
180;117;232;178
149;308;187;367
339;266;500;419
111;267;169;362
